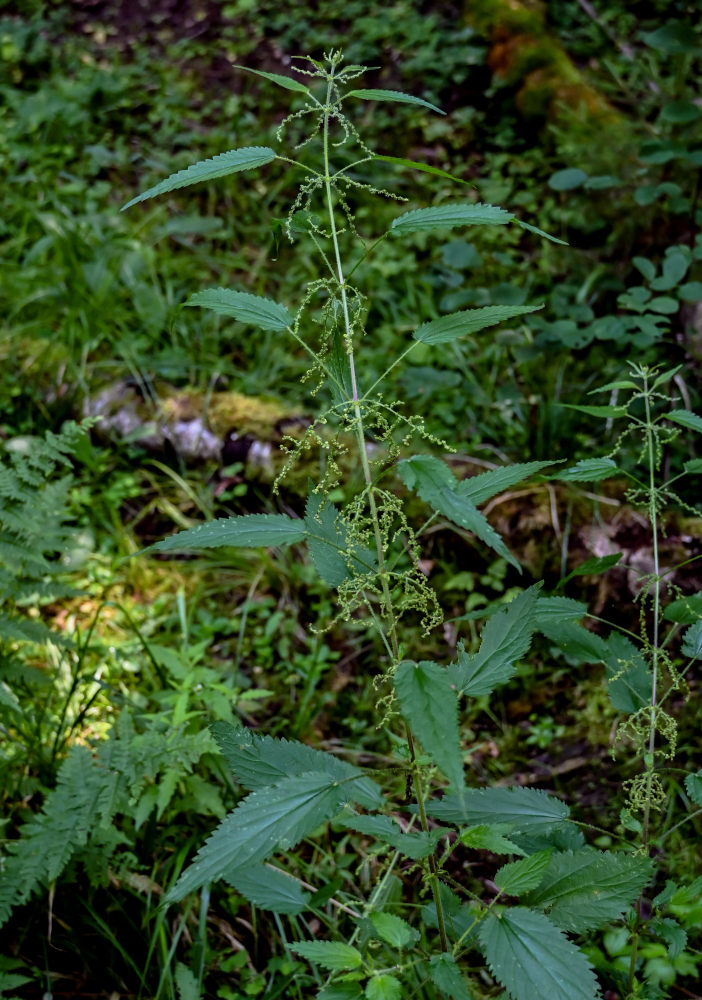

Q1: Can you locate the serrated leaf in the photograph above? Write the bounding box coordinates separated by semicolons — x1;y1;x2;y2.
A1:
394;661;463;789
346;88;444;115
664;592;702;624
413;305;542;345
425;787;569;832
478;907;601;1000
571;553;623;576
651;917;687;958
683;620;702;658
525;847;653;932
448;585;540;697
211;722;383;810
166;772;348;902
429;953;473;1000
293;941;363;971
603;633;652;713
515;219;568;245
370;912;419;948
684;458;702;473
234;65;312;94
186;288;292;331
148;514;307;553
534;597;588;626
175;963;200;1000
398;456;520;570
685;769;702;806
317;985;364;1000
343;815;442;860
122;146;276;209
562;404;628;418
668;409;702;433
457;461;553;505
458;824;526;856
374;154;469;185
495;851;552;895
228;862;311;913
391;202;513;235
555;458;619;482
539;620;608;663
304;492;376;586
365;975;402;1000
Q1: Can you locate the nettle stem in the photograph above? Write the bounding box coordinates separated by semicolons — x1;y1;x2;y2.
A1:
321;72;449;955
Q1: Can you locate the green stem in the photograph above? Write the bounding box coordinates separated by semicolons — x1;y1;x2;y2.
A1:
321;68;449;956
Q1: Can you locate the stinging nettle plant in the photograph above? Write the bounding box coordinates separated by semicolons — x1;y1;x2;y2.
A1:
123;53;656;1000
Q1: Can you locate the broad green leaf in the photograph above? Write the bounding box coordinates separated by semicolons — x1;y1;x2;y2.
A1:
365;975;402;1000
494;851;552;895
651;917;688;958
660;101;702;124
514;219;568;245
317;986;364;1000
429;953;473;1000
525;847;654;932
458;824;526;856
370;912;419;949
684;458;702;473
664;592;702;624
186;288;292;331
166;772;348;902
561;404;628;418
668;409;702;433
374;154;469;186
391;202;513;235
457;461;553;506
478;907;600;1000
211;722;383;810
548;168;588;191
449;585;540;697
122;146;276;209
571;553;623;576
682;620;702;658
425;787;570;832
603;633;652;713
174;963;200;1000
534;597;587;626
539;620;608;663
685;769;702;807
641;24;701;55
343;815;443;860
398;455;520;570
234;65;312;95
304;492;376;586
555;458;619;482
591;379;640;392
394;661;463;789
148;514;307;553
413;305;542;345
293;941;363;971
228;863;311;914
345;88;444;115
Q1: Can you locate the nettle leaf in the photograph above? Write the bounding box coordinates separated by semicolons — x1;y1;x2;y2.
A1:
534;597;587;627
345;88;444;115
684;769;702;807
391;202;513;235
525;848;654;933
494;851;552;896
448;585;541;698
458;461;553;506
122;146;276;209
683;620;702;658
539;621;608;663
562;404;628;419
651;917;688;959
429;953;473;1000
370;912;419;949
603;633;652;713
555;458;619;482
234;65;312;95
317;986;364;1000
413;305;542;345
458;824;526;856
398;455;519;570
211;722;383;810
365;975;402;1000
148;514;307;553
228;863;311;914
343;814;443;860
394;661;463;789
668;409;702;433
304;492;376;586
425;787;570;832
515;219;568;245
374;154;469;186
664;592;702;624
186;288;292;331
166;772;348;902
478;907;601;1000
293;941;363;971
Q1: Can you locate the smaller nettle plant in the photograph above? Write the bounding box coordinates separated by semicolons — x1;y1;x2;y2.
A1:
117;53;693;1000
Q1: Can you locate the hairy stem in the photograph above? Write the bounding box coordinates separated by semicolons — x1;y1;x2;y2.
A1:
321;69;449;954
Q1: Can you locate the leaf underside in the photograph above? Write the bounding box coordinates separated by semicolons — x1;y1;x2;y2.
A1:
394;660;463;789
186;288;292;331
391;202;513;234
148;514;307;553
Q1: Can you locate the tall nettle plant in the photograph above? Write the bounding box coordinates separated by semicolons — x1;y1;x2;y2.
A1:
124;53;653;1000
